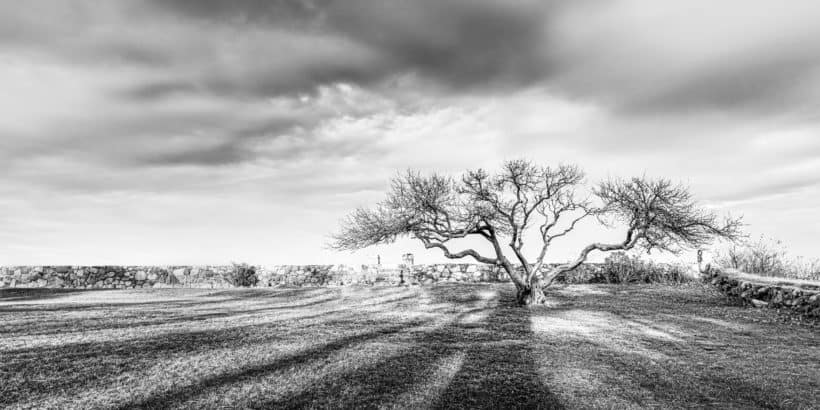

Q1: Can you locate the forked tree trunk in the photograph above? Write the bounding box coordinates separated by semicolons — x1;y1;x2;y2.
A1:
501;265;550;306
515;277;546;306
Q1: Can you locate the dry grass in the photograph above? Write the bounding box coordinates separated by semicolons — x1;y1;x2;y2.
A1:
1;284;817;409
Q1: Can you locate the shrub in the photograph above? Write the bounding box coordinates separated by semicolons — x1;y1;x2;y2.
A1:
596;252;694;284
713;235;820;280
229;262;259;287
559;266;598;284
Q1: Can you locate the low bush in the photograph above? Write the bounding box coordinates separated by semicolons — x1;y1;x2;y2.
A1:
595;252;694;284
559;266;600;284
555;253;694;285
559;269;593;284
229;262;259;287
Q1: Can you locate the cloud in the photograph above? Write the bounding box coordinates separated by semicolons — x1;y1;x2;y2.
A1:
102;0;556;102
2;1;820;264
621;51;820;115
132;0;820;118
542;0;820;116
6;1;820;117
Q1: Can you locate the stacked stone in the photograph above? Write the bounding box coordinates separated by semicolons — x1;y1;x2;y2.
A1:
404;264;510;284
0;266;180;289
257;265;332;287
2;263;611;290
256;265;400;287
705;269;820;317
170;266;235;288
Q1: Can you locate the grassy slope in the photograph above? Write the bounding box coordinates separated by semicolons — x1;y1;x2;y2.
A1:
0;284;817;410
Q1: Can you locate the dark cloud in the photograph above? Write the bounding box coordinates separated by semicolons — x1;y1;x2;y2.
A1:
6;0;818;117
618;49;820;115
321;0;553;89
117;0;555;101
129;0;820;118
0;102;303;170
1;82;399;174
4;1;820;117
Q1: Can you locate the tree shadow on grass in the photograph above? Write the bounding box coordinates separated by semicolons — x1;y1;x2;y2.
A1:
430;302;564;409
0;302;325;335
1;309;379;408
1;325;269;407
0;287;336;313
20;283;814;409
526;284;820;409
199;287;334;302
0;288;430;408
167;284;565;409
0;291;418;337
118;320;431;410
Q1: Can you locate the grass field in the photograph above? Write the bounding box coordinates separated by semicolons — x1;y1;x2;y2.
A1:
1;283;818;409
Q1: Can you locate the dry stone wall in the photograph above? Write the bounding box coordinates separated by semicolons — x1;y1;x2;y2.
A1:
704;268;820;317
0;266;238;289
0;263;607;289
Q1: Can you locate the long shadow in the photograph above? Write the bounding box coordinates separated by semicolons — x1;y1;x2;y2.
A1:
0;286;408;316
0;302;323;336
199;287;336;303
55;284;565;409
1;326;258;406
429;286;564;410
13;284;813;408
592;342;793;408
117;320;431;409
256;284;564;409
0;288;338;314
257;284;812;408
0;288;428;408
524;285;819;408
0;309;365;407
0;292;418;337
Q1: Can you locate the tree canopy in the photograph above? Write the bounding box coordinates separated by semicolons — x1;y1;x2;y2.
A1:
331;160;741;304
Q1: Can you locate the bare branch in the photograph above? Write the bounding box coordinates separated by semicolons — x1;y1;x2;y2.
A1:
418;236;497;265
330;160;742;305
595;177;743;253
549;226;643;282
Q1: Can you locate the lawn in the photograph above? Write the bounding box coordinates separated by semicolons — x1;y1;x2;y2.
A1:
1;283;817;409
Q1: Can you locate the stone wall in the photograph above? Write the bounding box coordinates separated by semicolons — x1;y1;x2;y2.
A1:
257;265;395;287
0;263;608;289
399;263;607;285
704;268;820;317
0;266;238;289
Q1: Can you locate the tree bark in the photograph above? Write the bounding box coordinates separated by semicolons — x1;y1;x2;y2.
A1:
515;277;546;306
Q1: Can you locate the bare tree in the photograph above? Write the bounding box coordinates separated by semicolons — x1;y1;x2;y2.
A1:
331;160;742;305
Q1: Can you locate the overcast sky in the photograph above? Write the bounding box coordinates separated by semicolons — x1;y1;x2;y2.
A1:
1;1;819;266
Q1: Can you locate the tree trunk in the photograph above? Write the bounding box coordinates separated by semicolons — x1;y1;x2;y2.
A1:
515;277;546;306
